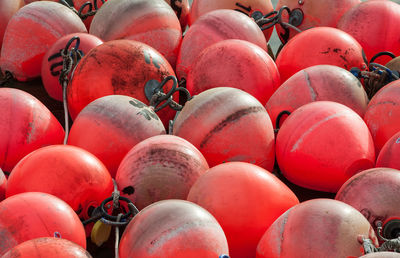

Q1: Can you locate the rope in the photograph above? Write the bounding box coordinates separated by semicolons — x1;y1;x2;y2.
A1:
115;213;123;258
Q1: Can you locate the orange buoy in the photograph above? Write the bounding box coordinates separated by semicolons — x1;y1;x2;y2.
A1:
0;1;86;81
266;65;369;129
0;0;24;53
6;145;113;222
276;101;375;192
0;88;64;174
89;0;181;67
176;9;267;81
275;27;367;83
187;39;280;105
2;237;91;258
41;33;103;101
68;95;166;178
173;87;275;171
164;0;190;30
256;199;378;258
336;168;400;242
364;80;400;155
187;162;299;258
119;200;229;258
337;0;400;65
275;0;360;42
0;192;86;256
376;131;400;170
0;168;6;201
116;135;209;210
67;39;176;126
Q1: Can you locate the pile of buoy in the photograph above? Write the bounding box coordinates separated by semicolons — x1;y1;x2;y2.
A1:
1;0;400;257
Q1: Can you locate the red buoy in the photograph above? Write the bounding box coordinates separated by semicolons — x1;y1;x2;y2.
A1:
173;87;275;171
187;162;299;258
0;168;6;201
376;131;400;170
337;0;400;65
41;32;103;101
275;27;367;83
187;39;280;105
266;65;369;129
90;0;181;67
164;0;190;30
256;199;378;258
68;95;166;178
275;0;360;42
0;88;65;174
0;1;86;81
276;101;375;192
6;145;113;222
67;39;176;125
0;0;24;52
2;237;91;258
364;80;400;155
336;168;400;242
119;200;229;258
176;9;267;81
116;135;209;210
0;192;86;256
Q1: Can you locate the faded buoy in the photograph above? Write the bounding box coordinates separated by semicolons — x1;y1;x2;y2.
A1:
187;162;299;258
119;200;229;258
276;101;375;192
116;135;209;210
376;131;400;170
173;87;275;171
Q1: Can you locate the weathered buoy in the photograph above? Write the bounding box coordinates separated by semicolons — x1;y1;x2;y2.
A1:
187;39;280;105
116;135;209;210
0;88;65;174
275;27;367;83
337;0;400;65
187;162;299;258
376;131;400;170
6;145;113;222
0;192;86;256
176;9;267;81
266;65;369;129
364;80;400;155
276;101;375;192
68;95;166;178
173;87;275;171
359;252;400;258
256;199;378;258
2;237;92;258
41;32;103;101
0;0;24;53
0;1;86;81
119;200;229;258
90;0;181;67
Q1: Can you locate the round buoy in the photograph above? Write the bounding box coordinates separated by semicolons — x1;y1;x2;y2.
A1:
41;32;103;101
0;0;24;53
68;95;166;178
66;39;176;126
364;80;400;155
376;131;400;170
116;135;209;210
176;9;267;81
187;162;299;258
6;145;113;222
90;0;181;67
119;200;229;258
337;0;400;65
266;65;369;129
0;88;64;174
256;199;378;258
336;168;400;240
0;1;86;81
275;0;360;42
187;39;280;105
275;27;367;83
164;0;190;30
276;101;375;192
0;192;86;256
359;252;400;258
2;237;92;258
173;87;275;171
0;168;6;201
